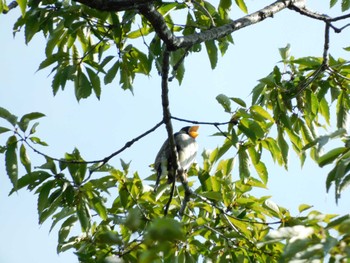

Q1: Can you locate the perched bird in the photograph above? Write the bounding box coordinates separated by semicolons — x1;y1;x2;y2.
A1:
154;126;199;192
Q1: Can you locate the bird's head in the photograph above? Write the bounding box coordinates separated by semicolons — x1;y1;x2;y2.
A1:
180;125;199;139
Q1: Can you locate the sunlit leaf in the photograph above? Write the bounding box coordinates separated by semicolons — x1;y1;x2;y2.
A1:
318;147;347;167
234;0;248;13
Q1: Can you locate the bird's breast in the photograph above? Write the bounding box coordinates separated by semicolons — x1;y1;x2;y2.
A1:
176;134;198;171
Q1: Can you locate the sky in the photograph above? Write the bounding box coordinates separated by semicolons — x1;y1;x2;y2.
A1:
1;1;350;262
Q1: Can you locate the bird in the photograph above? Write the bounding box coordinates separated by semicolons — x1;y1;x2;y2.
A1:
154;126;199;192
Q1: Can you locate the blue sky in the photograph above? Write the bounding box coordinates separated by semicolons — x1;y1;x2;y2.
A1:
1;1;350;262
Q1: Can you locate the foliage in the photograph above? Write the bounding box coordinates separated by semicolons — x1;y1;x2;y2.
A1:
2;0;350;262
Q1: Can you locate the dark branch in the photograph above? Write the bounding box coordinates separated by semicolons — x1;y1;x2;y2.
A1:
140;0;302;50
18;120;164;168
171;116;233;126
73;0;155;12
2;1;18;14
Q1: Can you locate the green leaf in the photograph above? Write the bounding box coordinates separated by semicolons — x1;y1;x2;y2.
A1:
20;144;31;173
264;199;281;218
277;128;289;169
75;69;92;101
86;67;101;99
0;107;18;126
38;180;56;216
65;148;86;185
58;215;78;245
0;126;11;134
230;97;246;108
342;0;350;11
318;147;347;167
6;136;18;190
201;191;222;201
29;136;48;146
205;40;218;69
10;171;51;195
17;0;27;16
24;9;40;44
234;0;248;13
279;43;291;61
250;105;274;122
298;204;313;213
219;0;232;20
146;218;185;242
216;94;231;113
76;201;91;232
336;91;347;129
238;146;250;180
92;197;108;221
330;0;338;8
239;119;265;141
95;230;122;245
18;112;45;132
104;61;120;85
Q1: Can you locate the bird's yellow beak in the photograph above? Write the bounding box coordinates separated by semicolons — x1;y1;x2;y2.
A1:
189;126;199;138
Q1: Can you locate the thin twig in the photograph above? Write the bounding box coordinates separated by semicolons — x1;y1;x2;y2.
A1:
171;116;233;126
17;120;163;167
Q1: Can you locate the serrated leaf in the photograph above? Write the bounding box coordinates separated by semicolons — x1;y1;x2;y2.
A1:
58;215;78;244
10;171;51;195
6;136;18;190
75;69;92;101
76;201;91;232
18;112;45;132
205;40;218;69
38;180;56;215
86;67;101;99
0;107;18;126
20;144;31;173
24;10;40;44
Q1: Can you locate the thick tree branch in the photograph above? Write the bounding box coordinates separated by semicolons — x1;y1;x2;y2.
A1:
72;0;155;12
74;0;303;51
140;0;304;50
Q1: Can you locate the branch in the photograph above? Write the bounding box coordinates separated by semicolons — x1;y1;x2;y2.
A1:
18;120;163;168
140;0;303;50
171;116;233;126
2;1;18;14
160;48;193;216
73;0;155;12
